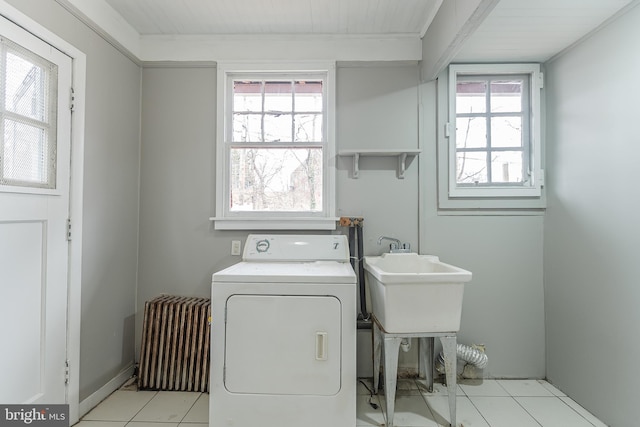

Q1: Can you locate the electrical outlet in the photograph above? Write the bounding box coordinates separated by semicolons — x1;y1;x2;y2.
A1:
231;240;241;256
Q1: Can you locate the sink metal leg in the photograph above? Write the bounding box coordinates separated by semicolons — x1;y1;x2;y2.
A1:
440;336;457;427
373;320;383;392
418;337;434;392
382;336;403;427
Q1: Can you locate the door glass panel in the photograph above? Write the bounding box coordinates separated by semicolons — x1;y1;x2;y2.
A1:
0;39;57;190
3;119;48;185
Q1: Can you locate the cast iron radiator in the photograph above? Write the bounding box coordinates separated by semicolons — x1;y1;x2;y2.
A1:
138;295;211;392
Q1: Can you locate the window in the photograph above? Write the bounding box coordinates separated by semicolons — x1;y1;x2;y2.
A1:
0;36;58;190
441;64;544;208
214;62;336;230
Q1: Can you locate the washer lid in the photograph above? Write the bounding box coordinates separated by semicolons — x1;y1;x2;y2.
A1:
213;260;356;283
243;234;350;262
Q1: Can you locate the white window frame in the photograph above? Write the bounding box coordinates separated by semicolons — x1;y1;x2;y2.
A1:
0;36;59;193
439;64;545;210
212;61;337;230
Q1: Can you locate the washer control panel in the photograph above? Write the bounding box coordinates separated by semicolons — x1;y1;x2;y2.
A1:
243;234;349;262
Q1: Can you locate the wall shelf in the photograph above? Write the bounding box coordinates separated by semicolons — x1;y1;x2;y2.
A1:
338;149;421;179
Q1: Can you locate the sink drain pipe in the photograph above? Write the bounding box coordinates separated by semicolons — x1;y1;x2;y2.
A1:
341;217;369;323
435;344;488;373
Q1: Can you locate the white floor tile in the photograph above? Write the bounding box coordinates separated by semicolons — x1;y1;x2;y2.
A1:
126;423;178;427
82;391;157;421
459;380;509;397
497;379;555;397
132;391;200;423
79;382;611;427
396;379;422;396
469;396;541;427
424;396;490;427
356;394;385;426
181;394;209;423
539;381;567;397
560;397;608;427
416;380;465;396
516;397;595;427
380;394;438;426
74;422;127;427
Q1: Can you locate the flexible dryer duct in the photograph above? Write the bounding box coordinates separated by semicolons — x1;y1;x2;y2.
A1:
435;344;488;373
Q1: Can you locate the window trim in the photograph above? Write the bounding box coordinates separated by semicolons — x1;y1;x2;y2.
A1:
0;37;59;192
212;61;337;230
442;64;544;206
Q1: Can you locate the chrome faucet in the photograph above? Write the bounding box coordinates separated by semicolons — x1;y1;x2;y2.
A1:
377;236;411;253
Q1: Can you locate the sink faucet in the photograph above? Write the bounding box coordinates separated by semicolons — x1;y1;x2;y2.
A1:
377;236;411;253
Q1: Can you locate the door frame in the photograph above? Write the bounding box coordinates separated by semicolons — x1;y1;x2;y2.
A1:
0;1;86;423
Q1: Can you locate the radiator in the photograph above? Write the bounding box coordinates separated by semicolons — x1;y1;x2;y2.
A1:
138;295;211;392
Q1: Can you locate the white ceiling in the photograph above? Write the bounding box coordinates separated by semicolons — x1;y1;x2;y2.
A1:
70;0;639;63
103;0;442;37
454;0;636;62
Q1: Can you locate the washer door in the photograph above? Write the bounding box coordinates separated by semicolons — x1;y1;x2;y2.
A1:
224;294;341;395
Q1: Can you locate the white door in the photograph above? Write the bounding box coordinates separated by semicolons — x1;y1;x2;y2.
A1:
0;15;73;404
225;294;342;395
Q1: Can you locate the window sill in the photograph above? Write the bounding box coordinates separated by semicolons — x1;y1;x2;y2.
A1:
438;192;547;211
210;217;339;231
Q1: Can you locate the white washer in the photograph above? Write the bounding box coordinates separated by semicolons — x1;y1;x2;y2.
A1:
210;234;357;427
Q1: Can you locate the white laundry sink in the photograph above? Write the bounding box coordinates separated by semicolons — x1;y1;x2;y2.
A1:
364;253;472;333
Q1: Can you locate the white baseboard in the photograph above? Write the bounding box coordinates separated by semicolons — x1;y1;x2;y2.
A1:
78;364;135;418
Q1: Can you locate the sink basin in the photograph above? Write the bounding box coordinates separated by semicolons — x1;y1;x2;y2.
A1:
364;253;472;333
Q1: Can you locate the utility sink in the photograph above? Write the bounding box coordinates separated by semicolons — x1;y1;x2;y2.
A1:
364;253;472;333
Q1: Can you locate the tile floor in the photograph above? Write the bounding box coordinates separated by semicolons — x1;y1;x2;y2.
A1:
76;379;607;427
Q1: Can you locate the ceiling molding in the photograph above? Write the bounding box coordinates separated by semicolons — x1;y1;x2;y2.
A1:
420;0;499;82
139;34;423;62
53;0;424;63
55;0;140;60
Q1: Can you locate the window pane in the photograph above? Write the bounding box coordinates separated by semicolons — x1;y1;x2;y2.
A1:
490;80;523;113
233;113;262;142
2;119;49;185
294;114;322;142
490;151;524;183
230;147;323;212
456;80;486;114
264;81;292;112
456;151;487;184
264;113;292;142
294;81;322;112
456;117;486;148
4;51;47;122
491;116;522;148
233;81;262;112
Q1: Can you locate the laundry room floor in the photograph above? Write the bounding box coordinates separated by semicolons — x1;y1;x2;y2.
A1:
75;379;606;427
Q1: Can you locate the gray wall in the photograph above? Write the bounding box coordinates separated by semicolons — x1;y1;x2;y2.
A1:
419;79;546;379
4;0;142;401
136;63;422;367
138;61;546;379
544;5;640;426
137;65;238;350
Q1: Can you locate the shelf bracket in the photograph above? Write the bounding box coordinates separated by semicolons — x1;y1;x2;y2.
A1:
398;153;408;179
353;152;360;179
338;149;420;179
